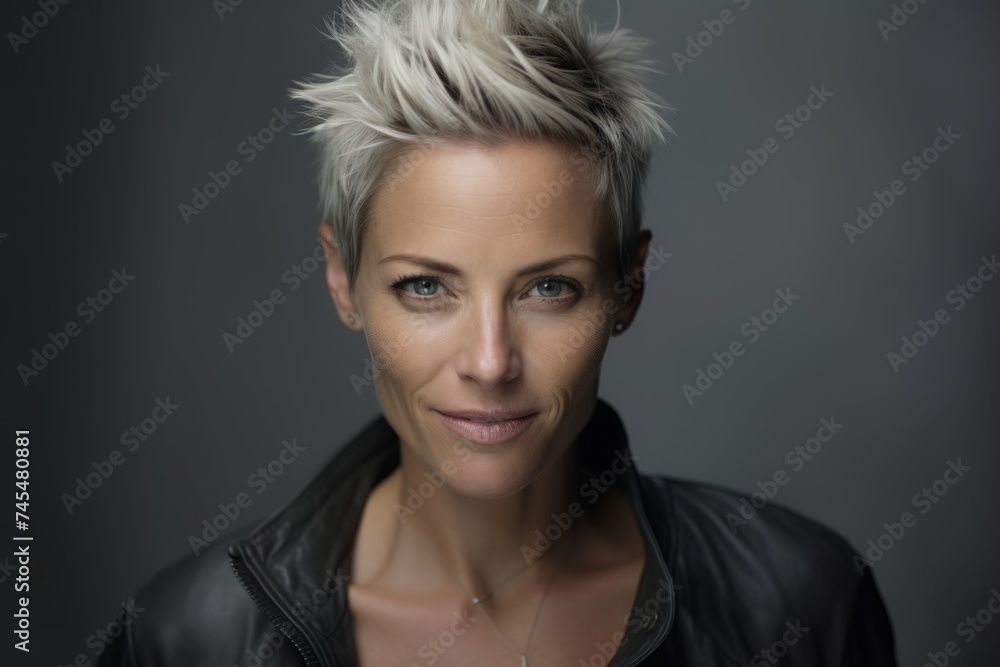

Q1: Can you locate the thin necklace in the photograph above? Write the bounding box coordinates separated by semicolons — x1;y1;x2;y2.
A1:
428;532;575;667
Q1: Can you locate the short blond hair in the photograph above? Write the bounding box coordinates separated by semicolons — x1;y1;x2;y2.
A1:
291;0;674;287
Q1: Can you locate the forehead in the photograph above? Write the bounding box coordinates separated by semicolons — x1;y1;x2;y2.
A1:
365;140;614;268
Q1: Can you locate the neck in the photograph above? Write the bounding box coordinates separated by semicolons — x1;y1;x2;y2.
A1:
380;438;587;599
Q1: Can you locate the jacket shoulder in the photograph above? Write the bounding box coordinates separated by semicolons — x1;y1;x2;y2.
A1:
646;473;859;571
98;527;274;666
638;473;896;666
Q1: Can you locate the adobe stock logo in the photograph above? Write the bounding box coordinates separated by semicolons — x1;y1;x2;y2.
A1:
188;438;307;556
854;459;970;575
7;0;73;54
392;444;473;524
670;0;755;74
17;268;136;386
877;0;934;42
521;450;635;566
55;598;145;667
51;65;170;182
716;85;834;202
682;288;800;405
885;253;996;373
61;397;180;515
922;587;1000;667
178;106;294;225
222;238;327;353
726;417;844;535
843;126;960;245
749;619;811;667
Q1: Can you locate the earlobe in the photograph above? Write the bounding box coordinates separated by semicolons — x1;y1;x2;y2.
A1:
317;222;362;331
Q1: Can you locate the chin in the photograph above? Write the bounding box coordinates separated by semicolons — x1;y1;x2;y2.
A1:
421;428;563;500
444;458;543;499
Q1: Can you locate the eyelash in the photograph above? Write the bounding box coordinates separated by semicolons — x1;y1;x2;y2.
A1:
390;273;582;305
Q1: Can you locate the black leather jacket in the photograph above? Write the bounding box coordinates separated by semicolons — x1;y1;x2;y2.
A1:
98;399;898;666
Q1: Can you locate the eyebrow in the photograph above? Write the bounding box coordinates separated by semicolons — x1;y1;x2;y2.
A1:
378;253;602;276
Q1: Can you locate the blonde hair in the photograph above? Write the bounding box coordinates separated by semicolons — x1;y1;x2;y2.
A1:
291;0;674;287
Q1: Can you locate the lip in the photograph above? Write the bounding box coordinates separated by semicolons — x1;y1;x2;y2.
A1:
434;409;539;445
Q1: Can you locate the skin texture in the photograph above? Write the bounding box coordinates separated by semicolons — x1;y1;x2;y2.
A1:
318;138;653;665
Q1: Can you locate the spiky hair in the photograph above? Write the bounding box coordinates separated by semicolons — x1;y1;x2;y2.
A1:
291;0;674;289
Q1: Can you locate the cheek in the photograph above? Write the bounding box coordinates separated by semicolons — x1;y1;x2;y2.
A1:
362;308;440;396
529;308;611;384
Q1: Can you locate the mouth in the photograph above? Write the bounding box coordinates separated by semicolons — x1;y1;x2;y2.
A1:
434;409;539;445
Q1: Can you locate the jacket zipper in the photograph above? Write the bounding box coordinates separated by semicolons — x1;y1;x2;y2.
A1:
229;548;325;667
611;464;674;667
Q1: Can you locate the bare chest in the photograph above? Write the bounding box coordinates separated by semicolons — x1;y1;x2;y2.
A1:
348;561;644;667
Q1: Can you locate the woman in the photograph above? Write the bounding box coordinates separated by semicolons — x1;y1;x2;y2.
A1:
100;0;898;665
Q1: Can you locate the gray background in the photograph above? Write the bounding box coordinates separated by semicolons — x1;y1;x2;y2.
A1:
5;0;999;664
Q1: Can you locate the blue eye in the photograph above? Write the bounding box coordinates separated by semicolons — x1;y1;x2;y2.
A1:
390;273;582;305
530;278;574;298
396;276;440;297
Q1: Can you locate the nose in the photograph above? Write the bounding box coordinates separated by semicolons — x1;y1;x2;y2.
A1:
453;297;522;389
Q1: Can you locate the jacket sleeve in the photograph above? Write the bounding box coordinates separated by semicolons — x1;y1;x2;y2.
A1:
95;615;138;667
838;567;899;666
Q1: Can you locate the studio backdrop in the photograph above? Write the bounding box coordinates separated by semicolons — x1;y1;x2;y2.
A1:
4;0;999;665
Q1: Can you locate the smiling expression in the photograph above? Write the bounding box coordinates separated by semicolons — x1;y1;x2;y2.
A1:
330;138;644;498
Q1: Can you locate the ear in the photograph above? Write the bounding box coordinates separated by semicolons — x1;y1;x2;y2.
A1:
317;222;363;331
611;228;652;336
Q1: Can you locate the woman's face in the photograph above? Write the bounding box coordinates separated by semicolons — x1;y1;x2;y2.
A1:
327;139;646;498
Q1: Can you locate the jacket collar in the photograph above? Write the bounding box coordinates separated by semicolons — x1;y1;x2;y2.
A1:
230;398;676;667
